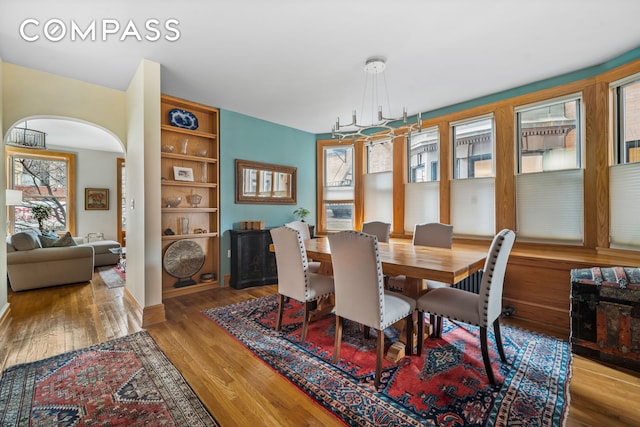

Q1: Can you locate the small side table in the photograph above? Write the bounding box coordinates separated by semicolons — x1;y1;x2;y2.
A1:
109;247;126;272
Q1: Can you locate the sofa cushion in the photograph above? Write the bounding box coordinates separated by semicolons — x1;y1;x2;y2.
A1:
39;231;77;248
11;229;42;251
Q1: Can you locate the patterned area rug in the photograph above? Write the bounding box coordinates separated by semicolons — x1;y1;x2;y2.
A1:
0;331;219;426
96;265;126;288
204;295;571;427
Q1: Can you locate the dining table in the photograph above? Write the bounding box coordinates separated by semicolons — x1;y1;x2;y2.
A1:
305;237;488;294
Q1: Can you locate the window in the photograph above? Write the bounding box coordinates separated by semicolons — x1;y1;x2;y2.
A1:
616;78;640;164
517;98;581;173
610;76;640;249
364;139;392;223
515;95;583;244
405;128;440;232
450;116;495;237
408;128;439;183
7;147;76;234
322;144;354;231
453;117;494;179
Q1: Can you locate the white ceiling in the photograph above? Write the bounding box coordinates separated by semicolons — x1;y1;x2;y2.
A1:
1;0;640;146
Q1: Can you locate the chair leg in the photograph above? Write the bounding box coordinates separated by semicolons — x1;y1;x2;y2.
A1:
275;294;285;331
375;329;384;388
405;313;414;356
417;311;424;356
333;316;343;363
436;316;443;338
429;314;435;337
301;301;314;343
364;325;371;339
493;318;507;363
480;326;496;385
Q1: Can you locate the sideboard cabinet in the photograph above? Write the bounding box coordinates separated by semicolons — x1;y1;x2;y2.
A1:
229;229;278;289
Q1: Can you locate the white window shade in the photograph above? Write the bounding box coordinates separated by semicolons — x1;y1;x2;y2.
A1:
610;163;640;249
516;169;584;244
323;185;354;201
450;178;495;237
364;171;392;223
404;182;439;233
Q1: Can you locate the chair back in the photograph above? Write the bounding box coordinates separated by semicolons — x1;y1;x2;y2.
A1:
328;231;385;330
270;226;309;302
413;222;453;248
361;221;391;242
285;221;311;240
478;229;516;325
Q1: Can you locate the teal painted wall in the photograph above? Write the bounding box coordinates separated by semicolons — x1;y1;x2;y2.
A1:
219;110;316;282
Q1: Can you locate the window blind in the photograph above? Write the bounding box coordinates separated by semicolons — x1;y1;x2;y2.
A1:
610;163;640;249
363;171;392;223
404;181;439;233
516;169;583;244
450;177;495;237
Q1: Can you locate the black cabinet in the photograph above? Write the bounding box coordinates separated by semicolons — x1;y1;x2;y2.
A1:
229;229;278;289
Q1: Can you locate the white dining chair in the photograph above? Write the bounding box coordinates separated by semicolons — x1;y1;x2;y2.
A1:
270;226;335;343
388;222;453;334
328;230;416;388
361;221;391;242
285;220;321;273
416;229;516;385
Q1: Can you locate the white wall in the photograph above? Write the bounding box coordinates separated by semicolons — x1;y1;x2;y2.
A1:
0;57;8;318
48;145;123;241
125;59;162;308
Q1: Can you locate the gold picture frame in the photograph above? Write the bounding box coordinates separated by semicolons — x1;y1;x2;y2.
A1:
85;188;109;210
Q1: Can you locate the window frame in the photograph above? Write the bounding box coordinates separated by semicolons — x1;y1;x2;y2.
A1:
317;141;357;233
451;114;495;180
407;126;440;183
6;146;76;235
515;93;583;174
612;73;640;165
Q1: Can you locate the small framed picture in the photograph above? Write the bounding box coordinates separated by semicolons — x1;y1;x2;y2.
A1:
173;166;194;182
85;188;109;210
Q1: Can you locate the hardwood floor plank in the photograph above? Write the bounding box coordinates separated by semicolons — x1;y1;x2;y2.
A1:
1;273;638;426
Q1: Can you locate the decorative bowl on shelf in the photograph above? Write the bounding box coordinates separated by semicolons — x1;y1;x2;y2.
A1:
161;144;175;153
164;197;182;208
187;193;202;207
195;149;208;157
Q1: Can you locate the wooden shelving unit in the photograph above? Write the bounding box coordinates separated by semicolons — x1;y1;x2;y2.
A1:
160;94;220;299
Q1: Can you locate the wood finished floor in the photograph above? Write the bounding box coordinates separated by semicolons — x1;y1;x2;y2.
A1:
1;272;639;426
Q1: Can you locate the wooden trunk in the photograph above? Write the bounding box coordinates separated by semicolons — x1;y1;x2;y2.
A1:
570;267;640;371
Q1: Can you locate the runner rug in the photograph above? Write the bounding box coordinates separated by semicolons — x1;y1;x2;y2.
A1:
96;265;126;288
203;295;571;427
0;331;219;426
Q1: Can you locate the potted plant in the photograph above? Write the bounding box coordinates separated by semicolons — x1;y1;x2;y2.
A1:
31;205;52;232
292;207;310;222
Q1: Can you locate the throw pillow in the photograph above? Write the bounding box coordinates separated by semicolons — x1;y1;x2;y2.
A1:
53;231;78;247
39;231;78;248
11;229;42;251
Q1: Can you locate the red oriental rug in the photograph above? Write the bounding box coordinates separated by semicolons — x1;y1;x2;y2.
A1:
0;331;219;426
203;295;571;427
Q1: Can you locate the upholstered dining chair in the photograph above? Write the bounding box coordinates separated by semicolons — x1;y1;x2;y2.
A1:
388;222;454;332
285;220;321;273
328;230;416;388
270;226;335;343
416;229;516;385
361;221;391;242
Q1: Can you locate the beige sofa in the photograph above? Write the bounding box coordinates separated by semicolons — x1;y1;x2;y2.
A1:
6;229;95;291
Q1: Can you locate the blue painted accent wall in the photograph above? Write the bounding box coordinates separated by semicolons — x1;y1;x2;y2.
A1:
219;110;316;282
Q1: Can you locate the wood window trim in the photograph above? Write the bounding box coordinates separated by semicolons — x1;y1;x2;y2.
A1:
6;146;76;236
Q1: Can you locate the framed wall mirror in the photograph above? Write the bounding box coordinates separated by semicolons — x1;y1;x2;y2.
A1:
235;159;297;204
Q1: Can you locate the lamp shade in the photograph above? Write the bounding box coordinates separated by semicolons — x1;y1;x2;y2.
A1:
5;189;23;206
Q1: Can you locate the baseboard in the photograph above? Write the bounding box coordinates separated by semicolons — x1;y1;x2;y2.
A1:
142;304;166;327
0;303;11;332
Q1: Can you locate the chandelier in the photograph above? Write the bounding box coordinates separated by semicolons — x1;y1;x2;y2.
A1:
331;56;421;142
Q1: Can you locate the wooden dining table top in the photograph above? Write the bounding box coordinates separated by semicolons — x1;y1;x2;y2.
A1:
305;237;488;284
